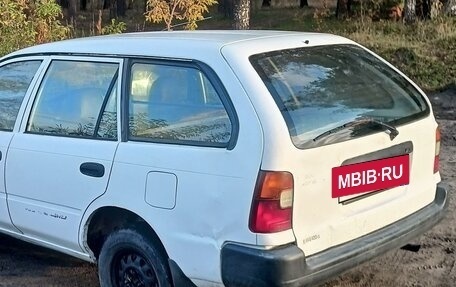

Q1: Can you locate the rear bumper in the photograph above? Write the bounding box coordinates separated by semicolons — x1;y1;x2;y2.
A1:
221;183;449;287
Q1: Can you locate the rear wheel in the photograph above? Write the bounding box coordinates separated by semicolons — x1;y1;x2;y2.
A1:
98;229;171;287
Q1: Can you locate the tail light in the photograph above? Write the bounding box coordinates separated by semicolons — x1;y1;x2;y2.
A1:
434;127;441;174
249;171;293;233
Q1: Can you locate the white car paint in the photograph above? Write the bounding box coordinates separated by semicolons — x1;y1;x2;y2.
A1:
220;35;439;255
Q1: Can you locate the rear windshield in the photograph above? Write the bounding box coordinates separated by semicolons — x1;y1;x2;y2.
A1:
250;44;429;149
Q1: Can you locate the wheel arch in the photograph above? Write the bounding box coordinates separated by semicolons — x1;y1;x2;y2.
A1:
82;206;169;261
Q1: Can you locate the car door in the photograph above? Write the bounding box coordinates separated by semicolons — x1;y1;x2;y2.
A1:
108;60;263;282
0;58;45;233
6;56;122;251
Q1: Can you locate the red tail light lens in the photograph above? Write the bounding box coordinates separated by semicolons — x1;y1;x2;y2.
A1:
249;171;293;233
434;127;441;174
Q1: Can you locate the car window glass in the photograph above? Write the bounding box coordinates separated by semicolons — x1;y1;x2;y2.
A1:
27;60;119;139
0;61;42;131
128;63;232;145
97;80;118;139
251;45;429;149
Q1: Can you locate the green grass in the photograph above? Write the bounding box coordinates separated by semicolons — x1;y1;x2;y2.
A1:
201;7;456;91
243;8;456;91
334;18;456;91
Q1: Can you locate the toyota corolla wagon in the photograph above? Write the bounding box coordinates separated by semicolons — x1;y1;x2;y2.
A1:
0;31;448;287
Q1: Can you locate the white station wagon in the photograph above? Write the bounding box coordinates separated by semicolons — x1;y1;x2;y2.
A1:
0;31;448;287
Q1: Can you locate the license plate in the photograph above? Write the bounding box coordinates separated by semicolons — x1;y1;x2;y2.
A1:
332;154;410;198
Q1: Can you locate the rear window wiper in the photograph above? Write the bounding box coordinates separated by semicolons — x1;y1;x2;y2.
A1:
313;117;399;142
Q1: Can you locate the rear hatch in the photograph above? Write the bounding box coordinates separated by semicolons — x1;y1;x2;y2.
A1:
250;44;440;256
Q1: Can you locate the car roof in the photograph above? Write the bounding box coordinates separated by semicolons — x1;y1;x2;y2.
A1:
4;30;349;60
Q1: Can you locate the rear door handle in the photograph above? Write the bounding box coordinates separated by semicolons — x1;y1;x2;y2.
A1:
80;162;105;178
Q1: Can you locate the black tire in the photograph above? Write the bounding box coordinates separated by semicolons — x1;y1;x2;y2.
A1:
98;229;172;287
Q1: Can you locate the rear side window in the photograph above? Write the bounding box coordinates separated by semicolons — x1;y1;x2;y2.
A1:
27;60;119;139
128;62;232;146
250;45;429;149
0;61;42;131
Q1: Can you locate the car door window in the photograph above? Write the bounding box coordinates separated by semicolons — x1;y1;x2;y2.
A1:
128;63;232;146
27;60;119;139
97;81;118;139
0;61;42;131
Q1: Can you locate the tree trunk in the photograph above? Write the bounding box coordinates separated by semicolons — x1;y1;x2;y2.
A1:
68;0;78;23
110;0;117;18
117;0;126;16
417;0;439;19
58;0;69;8
80;0;87;10
219;0;234;17
336;0;353;18
104;0;111;9
300;0;308;8
444;0;456;15
421;0;431;18
233;0;250;30
404;0;416;23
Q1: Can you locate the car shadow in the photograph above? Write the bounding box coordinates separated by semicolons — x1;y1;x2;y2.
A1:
0;233;99;286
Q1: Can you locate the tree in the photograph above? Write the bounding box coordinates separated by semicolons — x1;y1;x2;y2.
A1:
218;0;234;17
233;0;250;29
300;0;308;8
117;0;127;17
415;0;440;19
81;0;87;10
68;0;77;23
336;0;353;18
444;0;456;15
145;0;217;30
404;0;416;23
0;0;70;56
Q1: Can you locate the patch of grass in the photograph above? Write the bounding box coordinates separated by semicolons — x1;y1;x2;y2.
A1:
335;18;456;91
244;7;456;91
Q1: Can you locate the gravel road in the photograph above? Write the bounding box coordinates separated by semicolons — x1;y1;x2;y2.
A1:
0;88;454;287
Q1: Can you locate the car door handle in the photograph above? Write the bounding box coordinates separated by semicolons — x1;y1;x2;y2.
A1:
80;162;105;178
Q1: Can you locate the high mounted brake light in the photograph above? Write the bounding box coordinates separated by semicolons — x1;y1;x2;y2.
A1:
249;171;293;233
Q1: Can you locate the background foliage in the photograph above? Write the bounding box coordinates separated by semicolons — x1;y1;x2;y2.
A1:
0;0;454;91
0;0;70;56
145;0;217;30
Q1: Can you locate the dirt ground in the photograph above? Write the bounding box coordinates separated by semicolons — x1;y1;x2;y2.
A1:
0;88;454;287
324;88;456;287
